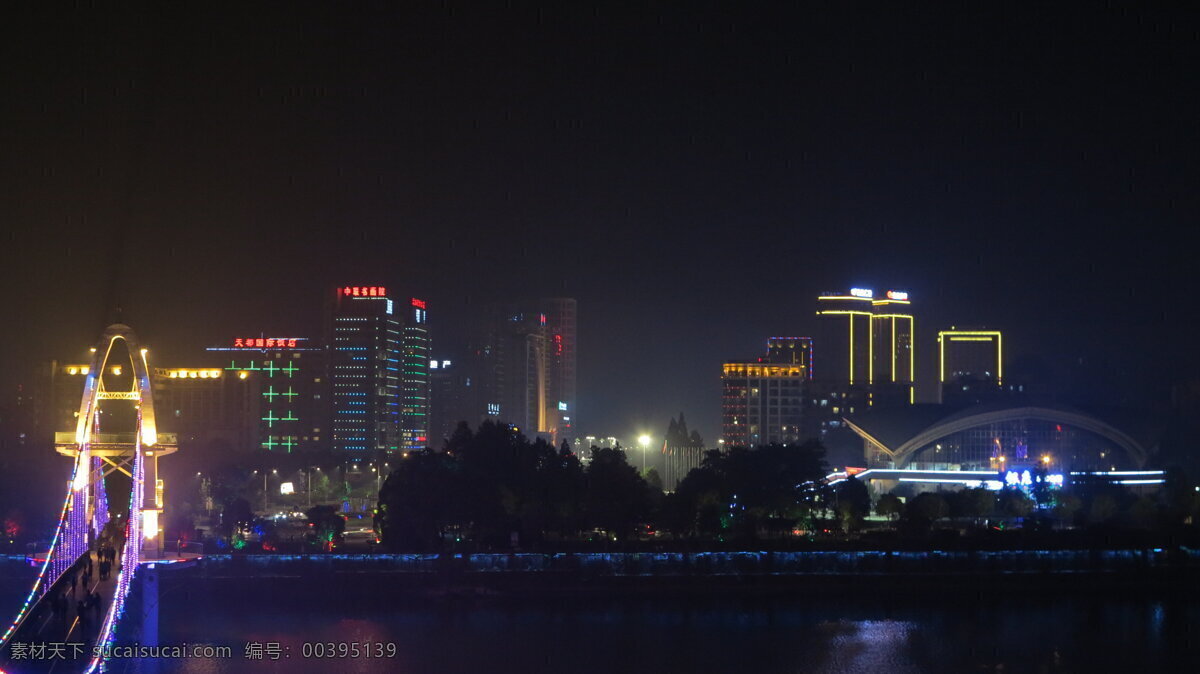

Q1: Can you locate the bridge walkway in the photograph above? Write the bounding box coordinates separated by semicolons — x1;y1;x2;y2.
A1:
3;545;125;673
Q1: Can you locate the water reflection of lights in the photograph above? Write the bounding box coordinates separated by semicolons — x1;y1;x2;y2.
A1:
814;620;916;673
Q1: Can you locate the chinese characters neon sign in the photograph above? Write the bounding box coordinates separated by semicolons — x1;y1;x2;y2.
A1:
411;298;426;309
341;286;387;298
234;338;299;348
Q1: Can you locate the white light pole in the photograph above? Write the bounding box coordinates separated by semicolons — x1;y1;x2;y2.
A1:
638;435;651;475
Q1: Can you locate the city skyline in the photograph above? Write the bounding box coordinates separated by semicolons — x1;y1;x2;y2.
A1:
0;277;1181;451
0;5;1197;671
2;4;1196;448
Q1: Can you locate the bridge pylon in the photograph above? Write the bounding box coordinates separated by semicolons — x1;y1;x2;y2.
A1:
53;323;177;555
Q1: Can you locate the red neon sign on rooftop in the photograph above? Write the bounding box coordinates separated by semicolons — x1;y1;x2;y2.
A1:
341;286;387;298
411;298;426;309
234;338;299;349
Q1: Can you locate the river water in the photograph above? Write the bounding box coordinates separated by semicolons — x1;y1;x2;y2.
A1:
4;557;1198;672
124;579;1197;672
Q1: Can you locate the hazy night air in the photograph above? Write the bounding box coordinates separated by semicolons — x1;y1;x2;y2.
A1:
1;4;1199;673
0;4;1194;451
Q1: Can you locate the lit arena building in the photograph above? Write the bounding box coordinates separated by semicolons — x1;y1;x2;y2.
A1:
842;400;1155;473
833;401;1168;492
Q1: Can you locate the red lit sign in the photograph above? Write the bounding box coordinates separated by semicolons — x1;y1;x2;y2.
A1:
411;298;426;309
553;334;563;355
341;286;387;298
234;338;299;348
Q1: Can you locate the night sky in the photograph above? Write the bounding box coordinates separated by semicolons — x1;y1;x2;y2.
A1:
2;4;1197;444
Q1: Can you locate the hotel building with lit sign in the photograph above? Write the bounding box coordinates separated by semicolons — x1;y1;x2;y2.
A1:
205;337;326;453
813;287;914;406
801;288;916;443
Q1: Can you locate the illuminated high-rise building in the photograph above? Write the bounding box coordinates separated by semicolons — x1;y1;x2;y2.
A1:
938;329;1002;403
721;339;808;447
815;287;914;403
400;298;431;451
815;289;876;386
326;285;400;458
540;297;577;439
870;291;915;404
476;298;577;442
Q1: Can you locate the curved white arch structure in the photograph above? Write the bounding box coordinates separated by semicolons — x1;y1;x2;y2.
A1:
881;406;1147;468
74;323;159;447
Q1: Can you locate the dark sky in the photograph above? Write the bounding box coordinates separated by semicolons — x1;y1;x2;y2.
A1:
2;3;1197;444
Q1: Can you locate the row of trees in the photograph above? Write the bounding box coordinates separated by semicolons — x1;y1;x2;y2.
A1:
374;422;834;550
375;421;657;549
374;421;1200;551
865;473;1200;535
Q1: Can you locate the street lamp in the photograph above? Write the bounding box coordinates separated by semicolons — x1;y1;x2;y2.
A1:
637;435;651;475
254;470;268;510
306;467;322;508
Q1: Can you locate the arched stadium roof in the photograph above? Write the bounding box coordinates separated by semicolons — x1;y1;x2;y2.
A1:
843;400;1151;468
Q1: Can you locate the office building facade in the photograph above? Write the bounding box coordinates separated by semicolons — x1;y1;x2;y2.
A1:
721;354;808;448
814;287;914;406
938;329;1003;404
870;291;915;402
428;356;476;448
477;298;577;442
400;298;431;451
326;285;401;458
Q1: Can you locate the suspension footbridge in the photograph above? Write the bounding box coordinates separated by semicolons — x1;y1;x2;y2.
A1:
1;325;184;673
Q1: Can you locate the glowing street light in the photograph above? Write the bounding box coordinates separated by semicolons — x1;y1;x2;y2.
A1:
638;435;652;475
